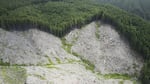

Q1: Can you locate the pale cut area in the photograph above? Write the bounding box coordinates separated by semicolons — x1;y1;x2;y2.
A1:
0;65;134;84
24;64;134;84
65;22;143;75
0;28;79;65
0;21;143;84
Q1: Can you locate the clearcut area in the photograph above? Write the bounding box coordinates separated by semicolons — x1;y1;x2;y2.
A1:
65;21;143;76
0;21;143;84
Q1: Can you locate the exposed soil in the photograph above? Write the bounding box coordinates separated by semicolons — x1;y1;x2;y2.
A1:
0;21;143;84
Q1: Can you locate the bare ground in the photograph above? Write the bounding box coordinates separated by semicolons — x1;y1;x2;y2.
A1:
0;21;143;84
65;21;143;75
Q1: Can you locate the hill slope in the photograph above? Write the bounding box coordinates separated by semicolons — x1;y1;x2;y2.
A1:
0;22;141;84
95;0;150;20
0;0;150;83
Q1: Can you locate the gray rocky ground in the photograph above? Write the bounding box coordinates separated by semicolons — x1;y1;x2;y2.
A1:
65;22;143;75
0;21;143;84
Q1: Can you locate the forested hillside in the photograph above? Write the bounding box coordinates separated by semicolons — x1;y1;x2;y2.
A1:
95;0;150;21
0;0;150;84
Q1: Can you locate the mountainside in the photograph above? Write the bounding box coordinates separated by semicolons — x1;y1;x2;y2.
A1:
65;22;143;75
0;22;142;84
0;0;150;84
95;0;150;20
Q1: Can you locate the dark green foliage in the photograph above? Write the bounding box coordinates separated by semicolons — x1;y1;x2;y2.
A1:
99;6;150;84
0;66;27;84
0;0;102;36
101;4;150;59
0;0;50;16
0;0;101;36
0;0;150;83
142;62;150;84
95;0;150;21
103;73;132;80
0;59;10;66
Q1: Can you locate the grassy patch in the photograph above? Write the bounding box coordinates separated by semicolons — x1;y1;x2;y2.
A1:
95;31;100;39
95;21;100;39
55;57;61;64
0;59;10;66
0;59;40;66
61;38;95;72
95;21;101;28
103;73;132;80
0;66;27;84
61;38;73;54
72;52;80;57
82;58;95;72
95;72;104;79
72;52;95;72
45;55;53;65
46;64;59;69
67;58;81;64
119;80;124;84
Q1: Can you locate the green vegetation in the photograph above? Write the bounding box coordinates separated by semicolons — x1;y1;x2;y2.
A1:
103;73;138;84
61;38;95;72
96;72;136;83
61;38;72;53
72;52;95;72
46;64;58;69
45;55;53;65
82;58;95;72
0;59;10;66
103;73;132;80
0;66;26;84
119;81;124;84
66;58;81;64
95;21;101;39
0;0;100;37
0;0;150;83
55;57;61;64
141;61;150;83
95;0;150;21
0;0;50;16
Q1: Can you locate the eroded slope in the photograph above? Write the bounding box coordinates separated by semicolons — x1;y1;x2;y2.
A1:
65;21;143;75
0;28;79;65
0;21;143;84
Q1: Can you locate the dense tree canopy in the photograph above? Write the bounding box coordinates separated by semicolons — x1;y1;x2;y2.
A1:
95;0;150;21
